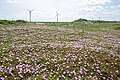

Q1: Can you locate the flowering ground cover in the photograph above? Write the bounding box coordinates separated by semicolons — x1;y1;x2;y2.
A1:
0;23;120;80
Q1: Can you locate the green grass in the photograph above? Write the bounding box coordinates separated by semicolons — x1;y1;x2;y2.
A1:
45;22;120;31
114;26;120;30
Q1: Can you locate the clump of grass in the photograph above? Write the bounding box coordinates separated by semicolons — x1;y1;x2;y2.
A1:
95;38;103;43
114;26;120;30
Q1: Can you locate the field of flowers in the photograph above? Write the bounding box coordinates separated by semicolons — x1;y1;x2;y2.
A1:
0;22;120;80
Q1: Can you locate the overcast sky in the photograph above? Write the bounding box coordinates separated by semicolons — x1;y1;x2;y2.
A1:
0;0;120;22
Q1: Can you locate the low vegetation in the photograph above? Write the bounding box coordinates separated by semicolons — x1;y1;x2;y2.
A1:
0;20;120;80
0;20;27;24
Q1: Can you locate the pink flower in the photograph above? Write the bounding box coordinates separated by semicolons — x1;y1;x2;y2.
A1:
28;78;31;80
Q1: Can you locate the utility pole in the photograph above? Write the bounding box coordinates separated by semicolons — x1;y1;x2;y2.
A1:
27;9;34;22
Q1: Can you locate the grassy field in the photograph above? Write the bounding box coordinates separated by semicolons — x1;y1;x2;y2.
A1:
0;21;120;80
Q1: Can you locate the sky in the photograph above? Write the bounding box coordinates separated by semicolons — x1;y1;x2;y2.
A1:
0;0;120;22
